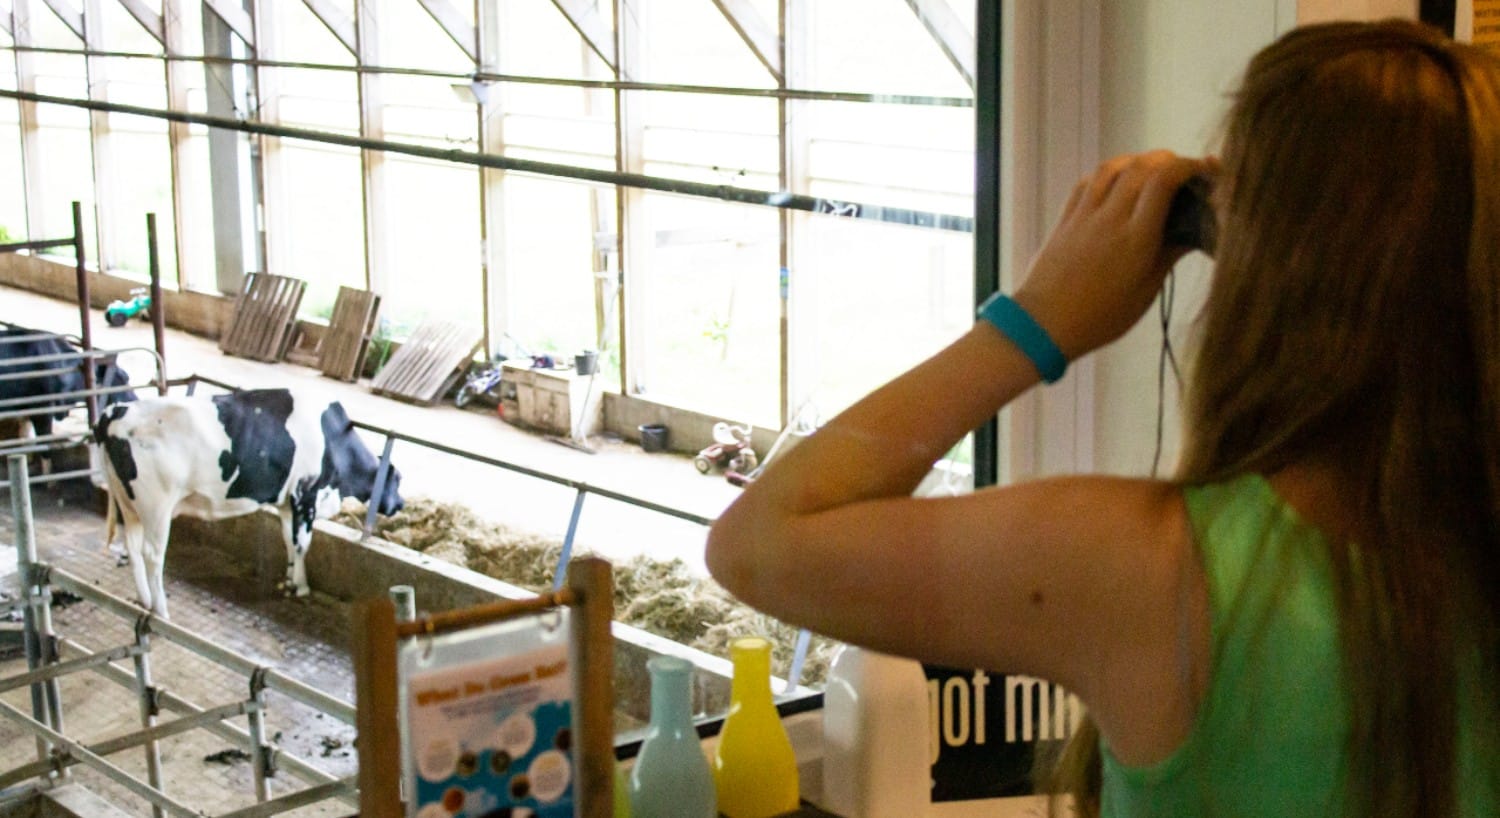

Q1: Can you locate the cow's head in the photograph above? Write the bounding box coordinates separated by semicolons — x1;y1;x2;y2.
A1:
94;357;137;407
319;401;404;515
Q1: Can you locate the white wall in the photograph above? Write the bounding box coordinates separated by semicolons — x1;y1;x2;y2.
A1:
1073;0;1415;477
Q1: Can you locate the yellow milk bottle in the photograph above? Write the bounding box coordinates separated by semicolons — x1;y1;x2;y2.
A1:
713;636;800;817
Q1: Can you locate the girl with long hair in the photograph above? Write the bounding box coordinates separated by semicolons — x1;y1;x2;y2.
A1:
706;18;1499;816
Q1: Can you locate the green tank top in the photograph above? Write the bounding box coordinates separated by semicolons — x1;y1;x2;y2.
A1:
1098;474;1497;817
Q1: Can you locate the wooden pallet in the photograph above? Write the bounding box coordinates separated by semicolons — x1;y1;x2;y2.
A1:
317;287;382;382
369;319;482;405
218;273;307;363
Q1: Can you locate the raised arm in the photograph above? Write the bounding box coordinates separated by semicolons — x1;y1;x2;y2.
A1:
705;151;1212;715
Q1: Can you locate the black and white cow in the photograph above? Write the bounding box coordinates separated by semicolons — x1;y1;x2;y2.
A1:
94;388;403;617
1;326;136;437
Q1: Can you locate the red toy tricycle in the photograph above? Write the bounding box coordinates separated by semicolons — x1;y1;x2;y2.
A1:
694;422;757;475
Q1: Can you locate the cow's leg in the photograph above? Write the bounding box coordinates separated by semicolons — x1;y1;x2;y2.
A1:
138;509;174;619
277;506;312;598
122;521;153;613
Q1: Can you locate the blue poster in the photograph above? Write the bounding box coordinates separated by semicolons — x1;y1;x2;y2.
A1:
406;642;576;818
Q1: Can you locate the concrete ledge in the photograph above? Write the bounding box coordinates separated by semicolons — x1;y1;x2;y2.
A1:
0;253;234;340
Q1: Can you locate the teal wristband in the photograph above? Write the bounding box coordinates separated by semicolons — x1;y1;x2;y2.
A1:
977;293;1067;383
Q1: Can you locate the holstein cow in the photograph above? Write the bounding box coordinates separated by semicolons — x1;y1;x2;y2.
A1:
94;388;403;617
1;326;137;437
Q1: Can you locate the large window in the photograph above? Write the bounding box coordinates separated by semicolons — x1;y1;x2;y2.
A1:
0;0;983;715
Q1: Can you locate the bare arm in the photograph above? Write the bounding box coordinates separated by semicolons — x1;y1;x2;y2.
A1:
705;152;1214;746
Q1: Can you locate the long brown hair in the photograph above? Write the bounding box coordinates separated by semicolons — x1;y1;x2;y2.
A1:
1048;20;1500;816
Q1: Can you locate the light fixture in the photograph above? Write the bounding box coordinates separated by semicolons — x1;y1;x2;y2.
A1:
450;77;494;107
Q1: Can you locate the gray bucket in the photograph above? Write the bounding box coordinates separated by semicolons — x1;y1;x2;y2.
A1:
638;423;668;453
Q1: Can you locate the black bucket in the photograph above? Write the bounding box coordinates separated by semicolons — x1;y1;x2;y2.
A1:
638;423;668;453
575;349;599;376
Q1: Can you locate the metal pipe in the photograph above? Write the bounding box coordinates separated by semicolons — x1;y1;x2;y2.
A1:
0;467;97;490
0;44;972;107
130;618;166;818
0;343;159;361
0;701;250;789
54;636;358;806
215;777;358;818
0;343;164;367
146;213;167;396
0;643;136;694
33;582;66;760
0;431;83;446
0;364;78;383
6;455;50;766
553;489;587;593
0;382;150;409
247;672;270;802
0;239;78;253
48;569;357;724
0;90;973;233
362;435;396;538
348;419;715;526
70;201;97;427
0;698;203;817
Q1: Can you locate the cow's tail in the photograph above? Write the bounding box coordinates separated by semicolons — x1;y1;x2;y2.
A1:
104;482;119;549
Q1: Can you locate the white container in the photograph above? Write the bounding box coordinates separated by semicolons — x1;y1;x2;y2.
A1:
820;646;932;818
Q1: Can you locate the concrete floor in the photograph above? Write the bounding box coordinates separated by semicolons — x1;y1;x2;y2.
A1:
0;478;359;817
0;284;753;816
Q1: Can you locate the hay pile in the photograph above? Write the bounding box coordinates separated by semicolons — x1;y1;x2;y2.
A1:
334;496;835;685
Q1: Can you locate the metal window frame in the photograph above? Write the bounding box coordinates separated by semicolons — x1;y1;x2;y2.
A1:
3;0;990;439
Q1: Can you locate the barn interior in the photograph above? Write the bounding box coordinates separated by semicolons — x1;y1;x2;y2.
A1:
0;1;1445;817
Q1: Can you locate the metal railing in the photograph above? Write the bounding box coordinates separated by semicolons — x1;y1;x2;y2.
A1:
2;453;359;817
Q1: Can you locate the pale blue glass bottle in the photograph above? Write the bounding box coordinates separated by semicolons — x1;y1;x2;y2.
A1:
628;656;717;818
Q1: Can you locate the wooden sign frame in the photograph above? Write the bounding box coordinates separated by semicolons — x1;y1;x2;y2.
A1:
353;557;615;818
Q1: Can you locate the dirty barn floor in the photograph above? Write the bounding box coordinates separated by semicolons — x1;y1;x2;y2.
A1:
0;476;360;816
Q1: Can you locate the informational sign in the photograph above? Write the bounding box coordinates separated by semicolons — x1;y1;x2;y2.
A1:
1456;0;1500;54
402;613;576;818
924;666;1084;802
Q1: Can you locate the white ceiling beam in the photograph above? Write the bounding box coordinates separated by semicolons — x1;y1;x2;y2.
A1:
202;0;254;47
301;0;355;53
416;0;476;62
38;0;83;40
115;0;163;44
710;0;782;81
547;0;616;73
902;0;975;89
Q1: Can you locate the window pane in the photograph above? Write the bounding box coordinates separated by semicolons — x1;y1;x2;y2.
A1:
801;216;972;416
375;0;474;73
806;0;972;96
637;91;778;190
382;74;476;148
109;114;177;283
278;144;366;319
637;195;780;427
278;1;357;66
101;0;163;54
277;68;359;134
502;176;609;363
805;101;973;213
501;0;613;81
0;38;27;241
639;0;776;88
382;156;482;332
31;58;97;263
